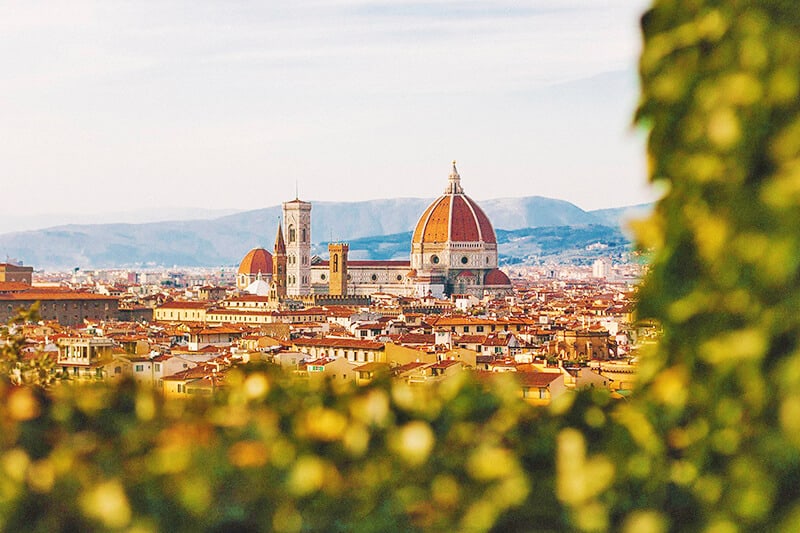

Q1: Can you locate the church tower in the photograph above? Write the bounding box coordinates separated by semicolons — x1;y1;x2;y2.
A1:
272;222;287;299
328;243;349;296
283;198;312;296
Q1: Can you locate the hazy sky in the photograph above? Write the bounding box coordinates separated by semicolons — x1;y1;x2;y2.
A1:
1;0;654;219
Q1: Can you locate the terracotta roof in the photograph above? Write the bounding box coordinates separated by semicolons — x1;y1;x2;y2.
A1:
195;326;243;335
0;290;117;302
456;334;487;344
411;167;497;245
293;337;384;350
515;371;563;387
238;248;273;276
483;334;512;346
432;359;461;369
157;301;208;309
0;281;30;293
353;362;390;373
226;295;271;302
393;362;429;374
484;268;512;286
396;333;435;345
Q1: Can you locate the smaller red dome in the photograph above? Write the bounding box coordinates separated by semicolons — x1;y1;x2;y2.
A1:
484;268;511;286
238;248;273;276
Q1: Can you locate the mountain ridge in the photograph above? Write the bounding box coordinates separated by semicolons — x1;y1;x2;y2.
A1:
0;197;650;269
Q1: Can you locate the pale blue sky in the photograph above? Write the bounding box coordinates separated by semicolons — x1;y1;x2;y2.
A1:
1;0;654;219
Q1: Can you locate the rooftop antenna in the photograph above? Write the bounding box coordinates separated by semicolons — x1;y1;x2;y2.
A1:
295;180;299;200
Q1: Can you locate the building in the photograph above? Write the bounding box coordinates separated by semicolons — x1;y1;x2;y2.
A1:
409;162;511;298
237;248;273;290
272;223;287;299
283;198;312;297
240;162;513;301
0;287;119;326
592;258;611;279
152;301;208;323
56;337;117;382
0;263;33;284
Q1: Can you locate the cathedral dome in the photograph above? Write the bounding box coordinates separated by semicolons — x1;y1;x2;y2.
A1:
484;268;511;286
412;162;496;245
238;248;273;276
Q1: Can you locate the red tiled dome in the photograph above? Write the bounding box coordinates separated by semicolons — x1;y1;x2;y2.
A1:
412;163;496;245
238;248;273;276
484;268;511;286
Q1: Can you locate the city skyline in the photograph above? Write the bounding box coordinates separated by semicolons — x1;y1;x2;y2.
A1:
2;0;655;220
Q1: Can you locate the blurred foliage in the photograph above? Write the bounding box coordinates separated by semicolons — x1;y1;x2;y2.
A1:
0;368;614;532
2;1;800;531
0;305;64;388
629;1;800;531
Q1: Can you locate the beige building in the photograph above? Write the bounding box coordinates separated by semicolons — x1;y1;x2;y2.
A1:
57;337;116;382
153;301;208;322
292;337;385;364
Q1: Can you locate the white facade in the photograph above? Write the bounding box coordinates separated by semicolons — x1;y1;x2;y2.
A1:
283;199;312;296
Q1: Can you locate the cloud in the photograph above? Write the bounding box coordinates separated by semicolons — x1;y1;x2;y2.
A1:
0;0;652;216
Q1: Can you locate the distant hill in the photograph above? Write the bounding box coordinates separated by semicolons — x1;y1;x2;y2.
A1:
588;203;653;233
0;207;243;235
331;225;631;265
0;197;650;270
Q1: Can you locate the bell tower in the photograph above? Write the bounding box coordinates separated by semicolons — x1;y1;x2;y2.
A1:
272;222;287;299
328;243;348;296
283;197;312;297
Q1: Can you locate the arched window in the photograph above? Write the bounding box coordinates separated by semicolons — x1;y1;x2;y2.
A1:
333;254;339;273
288;225;296;243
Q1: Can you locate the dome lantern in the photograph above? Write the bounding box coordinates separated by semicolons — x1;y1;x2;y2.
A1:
446;160;464;194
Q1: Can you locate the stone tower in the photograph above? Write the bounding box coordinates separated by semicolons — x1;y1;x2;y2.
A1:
328;243;349;296
283;198;312;296
272;222;287;299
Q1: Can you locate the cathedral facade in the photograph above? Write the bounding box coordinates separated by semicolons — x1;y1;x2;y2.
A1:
238;163;512;301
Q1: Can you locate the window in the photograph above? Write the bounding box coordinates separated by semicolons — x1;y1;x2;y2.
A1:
461;256;469;264
396;275;403;281
476;326;484;333
288;225;296;243
302;228;307;242
321;274;326;281
463;326;469;333
333;254;339;273
135;365;144;372
154;363;161;372
371;274;377;281
431;255;440;264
